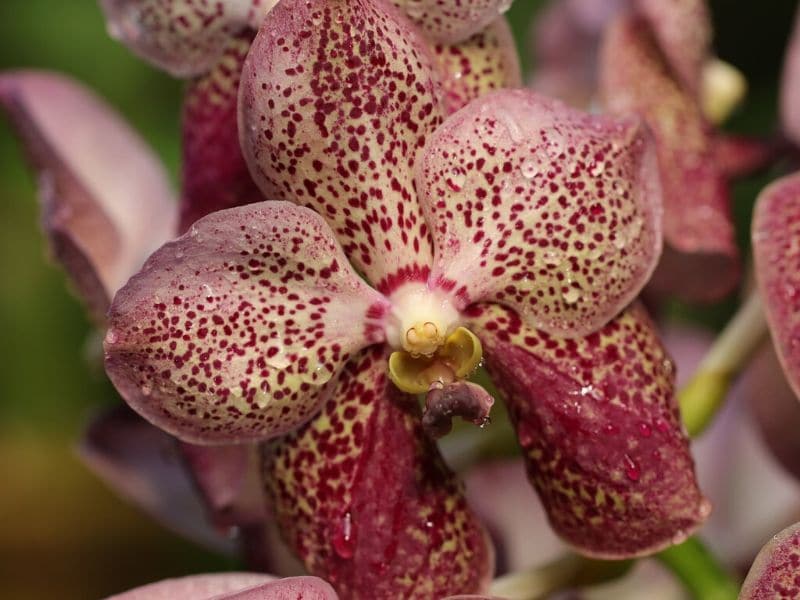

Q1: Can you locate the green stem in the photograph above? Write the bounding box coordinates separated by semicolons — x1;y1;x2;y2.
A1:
679;292;767;437
656;538;739;600
489;554;631;600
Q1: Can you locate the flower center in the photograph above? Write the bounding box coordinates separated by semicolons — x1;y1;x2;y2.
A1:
384;283;483;394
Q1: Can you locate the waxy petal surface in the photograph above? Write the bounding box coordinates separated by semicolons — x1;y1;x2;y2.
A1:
0;71;175;319
262;347;493;599
106;574;338;600
239;0;442;292
78;406;234;553
468;302;708;558
782;6;800;146
633;0;711;96
740;522;800;600
99;0;276;77
390;0;514;44
600;16;738;302
418;89;662;337
753;172;800;402
105;202;389;445
431;17;521;114
180;32;263;233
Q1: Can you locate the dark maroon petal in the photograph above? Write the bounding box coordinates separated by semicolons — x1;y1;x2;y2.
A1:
391;0;514;44
0;71;176;320
633;0;711;96
740;522;800;600
430;17;521;114
782;6;800;145
99;0;275;77
239;0;442;292
753;172;800;401
179;442;267;529
78;405;233;553
417;89;663;337
468;302;708;558
600;15;738;302
105;574;338;600
104;202;390;444
179;32;263;233
262;347;493;598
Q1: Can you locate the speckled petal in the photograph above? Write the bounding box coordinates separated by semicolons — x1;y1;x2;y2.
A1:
262;347;493;598
431;17;521;114
753;172;800;402
600;16;738;302
99;0;276;77
78;405;233;553
0;71;176;320
239;0;442;292
633;0;711;96
105;574;338;600
180;32;263;233
390;0;514;44
468;302;708;558
417;89;662;337
104;201;390;445
740;522;800;600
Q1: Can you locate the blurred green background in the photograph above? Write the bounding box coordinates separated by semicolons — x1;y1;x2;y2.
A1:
0;0;796;598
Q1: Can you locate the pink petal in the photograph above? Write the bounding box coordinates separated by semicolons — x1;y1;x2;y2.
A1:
431;17;522;115
468;302;708;558
740;522;800;600
179;32;263;233
633;0;711;96
104;201;390;445
0;71;176;320
105;574;338;600
263;347;494;598
99;0;276;77
711;134;781;180
782;5;800;145
464;459;565;573
179;442;267;529
239;0;442;293
390;0;514;44
600;16;739;302
418;89;663;337
528;0;623;108
78;406;234;553
753;171;800;401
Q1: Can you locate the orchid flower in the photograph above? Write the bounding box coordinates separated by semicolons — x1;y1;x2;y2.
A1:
92;0;713;595
740;521;800;600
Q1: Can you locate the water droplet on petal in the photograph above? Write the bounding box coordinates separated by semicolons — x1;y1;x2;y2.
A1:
140;382;153;397
562;288;581;305
638;422;652;437
671;529;689;545
446;167;467;192
520;159;539;179
104;329;119;345
332;512;356;559
698;498;712;519
623;453;640;481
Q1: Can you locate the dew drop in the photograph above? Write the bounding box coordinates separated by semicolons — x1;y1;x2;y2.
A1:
520;159;539;179
623;453;640;481
588;161;605;177
698;498;712;519
543;250;562;266
104;329;119;345
638;422;652;438
140;382;153;397
332;512;356;559
175;248;185;260
446;167;467;192
496;108;523;143
562;288;582;305
671;529;689;545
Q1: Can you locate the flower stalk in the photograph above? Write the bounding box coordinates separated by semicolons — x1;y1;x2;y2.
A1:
656;537;739;600
679;292;768;437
